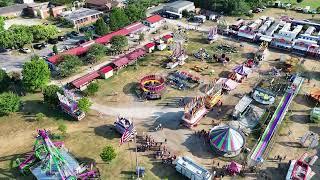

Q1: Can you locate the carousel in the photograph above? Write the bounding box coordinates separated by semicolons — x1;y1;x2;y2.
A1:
209;125;245;157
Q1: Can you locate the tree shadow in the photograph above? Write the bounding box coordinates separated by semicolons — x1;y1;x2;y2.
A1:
260;162;289;180
93;124;120;140
277;141;302;148
149;161;186;180
293;94;315;108
20;100;72;121
149;111;184;131
123;82;139;95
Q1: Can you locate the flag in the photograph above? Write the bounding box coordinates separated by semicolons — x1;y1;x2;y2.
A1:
119;123;134;145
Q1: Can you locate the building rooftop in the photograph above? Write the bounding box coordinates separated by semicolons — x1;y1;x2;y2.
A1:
62;8;102;21
71;71;100;88
0;3;28;15
145;15;163;24
165;0;194;9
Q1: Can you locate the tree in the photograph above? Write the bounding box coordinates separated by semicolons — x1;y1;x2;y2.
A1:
78;97;92;113
43;85;61;107
0;16;4;32
0;92;21;115
35;112;45;121
57;55;82;77
9;25;33;48
110;35;128;52
85;44;107;64
0;69;10;92
53;45;58;54
94;18;110;36
85;82;99;96
125;3;146;22
182;10;190;18
138;33;145;43
30;25;58;41
84;30;94;41
296;0;303;3
109;8;130;31
317;6;320;13
22;56;51;91
100;145;116;162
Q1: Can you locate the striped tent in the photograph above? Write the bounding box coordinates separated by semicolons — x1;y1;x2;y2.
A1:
233;64;252;76
209;125;245;157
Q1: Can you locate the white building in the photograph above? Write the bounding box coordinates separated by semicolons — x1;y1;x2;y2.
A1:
271;23;303;49
163;0;195;14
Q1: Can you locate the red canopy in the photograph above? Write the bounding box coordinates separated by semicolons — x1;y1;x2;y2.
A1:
71;71;100;89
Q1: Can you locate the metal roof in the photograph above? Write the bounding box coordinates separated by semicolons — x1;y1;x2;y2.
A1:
62;8;102;21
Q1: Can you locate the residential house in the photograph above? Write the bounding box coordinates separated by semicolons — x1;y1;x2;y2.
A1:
143;15;164;28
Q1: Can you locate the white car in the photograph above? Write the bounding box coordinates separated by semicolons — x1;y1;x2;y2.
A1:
19;48;31;53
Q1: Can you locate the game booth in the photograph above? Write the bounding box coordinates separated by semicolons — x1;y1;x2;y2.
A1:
226;161;242;176
209;125;245;157
233;64;252;77
216;78;239;91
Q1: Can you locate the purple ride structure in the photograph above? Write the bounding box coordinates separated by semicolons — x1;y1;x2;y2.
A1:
16;129;100;180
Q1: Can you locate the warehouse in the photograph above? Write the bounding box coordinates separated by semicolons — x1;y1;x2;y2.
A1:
163;0;195;14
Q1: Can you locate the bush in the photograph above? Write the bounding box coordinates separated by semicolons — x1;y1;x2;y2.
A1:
58;55;83;77
35;112;45;121
0;69;10;92
78;97;92;113
85;82;99;96
0;92;21;115
100;145;116;162
58;123;67;135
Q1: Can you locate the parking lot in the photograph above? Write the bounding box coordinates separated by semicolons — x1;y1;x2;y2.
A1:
0;32;87;72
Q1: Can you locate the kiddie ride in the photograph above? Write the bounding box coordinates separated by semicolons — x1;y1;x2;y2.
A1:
139;75;166;100
166;42;188;69
194;48;211;60
16;129;100;180
207;26;218;44
57;89;85;120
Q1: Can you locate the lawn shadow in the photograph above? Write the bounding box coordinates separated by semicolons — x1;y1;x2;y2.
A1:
150;161;186;180
277;141;302;148
218;71;230;78
290;114;309;124
93;124;120;140
259;162;288;180
293;94;315;108
20;100;72;121
150;111;184;131
123;82;139;95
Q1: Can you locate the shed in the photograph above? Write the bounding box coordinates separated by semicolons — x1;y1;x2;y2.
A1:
99;65;113;79
162;34;173;43
71;71;100;91
143;15;163;28
145;42;156;53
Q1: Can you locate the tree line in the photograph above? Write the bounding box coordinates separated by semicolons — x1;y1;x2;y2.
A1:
190;0;270;15
0;23;58;49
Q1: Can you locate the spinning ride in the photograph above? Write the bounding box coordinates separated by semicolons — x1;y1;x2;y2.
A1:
17;129;99;180
140;75;165;100
182;96;207;127
208;26;218;44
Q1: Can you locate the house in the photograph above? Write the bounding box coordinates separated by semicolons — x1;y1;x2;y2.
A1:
26;2;67;19
71;71;100;90
0;4;28;18
99;65;113;79
145;42;155;53
143;15;164;28
60;8;103;27
85;0;124;12
163;1;195;14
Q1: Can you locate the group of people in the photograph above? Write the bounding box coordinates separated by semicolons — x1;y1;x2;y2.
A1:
195;129;211;144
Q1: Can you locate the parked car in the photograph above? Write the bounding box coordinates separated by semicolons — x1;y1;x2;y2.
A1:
19;48;31;53
0;48;10;53
58;36;67;41
33;43;46;50
48;38;59;44
71;31;79;36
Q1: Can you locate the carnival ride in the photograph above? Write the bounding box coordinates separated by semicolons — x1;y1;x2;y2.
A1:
16;129;99;179
204;82;223;109
194;48;210;60
182;96;207;127
167;42;188;69
250;75;304;164
252;88;276;105
286;153;316;180
310;107;320;123
167;71;200;90
207;26;218;44
254;41;268;62
217;18;229;35
114;116;136;137
57;89;85;120
209;125;245;157
139;75;166;100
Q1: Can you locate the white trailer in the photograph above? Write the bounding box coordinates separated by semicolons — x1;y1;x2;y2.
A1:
175;156;212;180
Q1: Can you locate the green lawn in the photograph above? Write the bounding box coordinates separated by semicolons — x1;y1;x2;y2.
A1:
282;0;320;9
